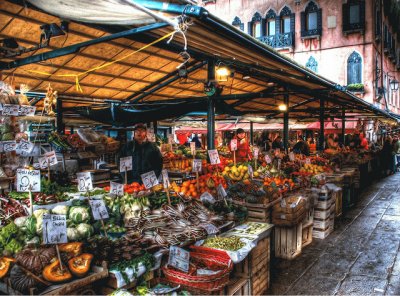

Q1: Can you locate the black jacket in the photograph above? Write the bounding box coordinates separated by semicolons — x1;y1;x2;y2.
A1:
120;140;163;183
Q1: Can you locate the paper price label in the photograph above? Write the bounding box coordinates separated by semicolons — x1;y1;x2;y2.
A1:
162;169;170;189
289;152;295;161
110;181;124;196
230;139;238;151
265;154;272;164
278;159;282;170
167;134;174;144
168;246;190;273
43;214;67;244
208;149;221;165
141;170;159;189
44;151;58;166
190;142;196;155
2;104;19;116
119;156;132;172
200;191;215;204
77;172;93;192
217;183;227;199
192;159;202;173
16;169;40;192
305;158;311;165
20;105;36;116
275;148;281;155
17;140;34;156
199;223;219;235
247;165;254;179
89;199;109;220
38;157;48;169
2;141;17;152
253;147;259;158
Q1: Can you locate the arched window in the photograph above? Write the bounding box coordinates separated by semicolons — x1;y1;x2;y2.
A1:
232;16;244;31
265;9;276;36
347;51;362;85
301;1;322;37
343;0;365;33
248;12;262;38
280;6;292;34
306;56;318;72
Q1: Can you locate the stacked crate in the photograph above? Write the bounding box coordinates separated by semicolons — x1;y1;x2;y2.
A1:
313;187;335;239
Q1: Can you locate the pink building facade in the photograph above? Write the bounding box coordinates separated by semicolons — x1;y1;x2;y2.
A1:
205;0;400;114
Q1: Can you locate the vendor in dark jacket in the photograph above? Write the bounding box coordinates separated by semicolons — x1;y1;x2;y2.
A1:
120;123;163;183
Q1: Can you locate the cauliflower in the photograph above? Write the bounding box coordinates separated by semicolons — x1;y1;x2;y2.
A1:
51;205;69;216
67;227;80;241
69;206;90;224
76;223;94;239
33;209;50;235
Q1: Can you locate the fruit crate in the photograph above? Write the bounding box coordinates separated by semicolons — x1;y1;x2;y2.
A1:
251;265;270;295
333;188;343;217
274;223;303;260
302;222;313;248
224;277;251;296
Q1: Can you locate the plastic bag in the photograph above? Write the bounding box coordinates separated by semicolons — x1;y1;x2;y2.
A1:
77;128;101;144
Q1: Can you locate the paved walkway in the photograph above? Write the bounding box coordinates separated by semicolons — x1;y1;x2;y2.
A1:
270;173;400;295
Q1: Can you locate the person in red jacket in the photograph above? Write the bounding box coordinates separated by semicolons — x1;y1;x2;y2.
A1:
231;128;252;163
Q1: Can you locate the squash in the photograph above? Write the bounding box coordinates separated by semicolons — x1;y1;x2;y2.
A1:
68;253;93;278
10;265;42;294
15;246;56;275
42;260;72;283
59;242;83;261
0;257;15;278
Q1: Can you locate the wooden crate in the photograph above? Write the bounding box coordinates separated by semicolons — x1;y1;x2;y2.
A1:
250;265;270;295
274;223;303;260
302;222;313;248
247;206;270;223
225;277;251;296
334;189;343;217
303;208;314;225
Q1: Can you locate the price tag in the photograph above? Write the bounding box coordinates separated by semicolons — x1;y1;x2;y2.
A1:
200;191;215;204
190;142;196;155
19;105;36;116
44;151;58;166
42;214;67;244
247;165;254;179
2;104;19;116
77;172;93;192
119;156;132;172
167;134;174;144
38;157;48;169
16;169;41;192
230;139;238;151
289;152;295;161
199;223;219;235
208;149;221;165
168;246;190;273
305;158;311;165
192;159;202;173
278;159;282;170
89;199;109;220
217;184;227;199
264;154;272;164
17;140;34;156
162;169;170;189
253;147;259;158
275;148;280;155
2;141;17;152
141;170;159;189
110;181;124;196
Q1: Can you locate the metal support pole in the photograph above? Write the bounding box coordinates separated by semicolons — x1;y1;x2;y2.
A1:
342;107;346;145
250;121;254;145
153;121;158;135
283;94;289;151
207;60;216;150
56;98;64;134
319;98;325;151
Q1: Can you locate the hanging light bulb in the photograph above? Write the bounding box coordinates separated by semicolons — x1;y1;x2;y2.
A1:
278;104;287;111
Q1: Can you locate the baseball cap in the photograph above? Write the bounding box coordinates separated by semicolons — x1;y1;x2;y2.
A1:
134;123;147;131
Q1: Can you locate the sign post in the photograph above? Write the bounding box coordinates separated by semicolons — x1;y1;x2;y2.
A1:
16;169;41;215
43;214;67;271
161;169;171;205
119;156;132;185
192;159;202;192
230;139;237;166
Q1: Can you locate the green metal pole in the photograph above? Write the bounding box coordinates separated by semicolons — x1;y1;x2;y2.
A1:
342;107;346;145
283;94;289;151
250;121;254;145
207;60;216;150
319;98;325;151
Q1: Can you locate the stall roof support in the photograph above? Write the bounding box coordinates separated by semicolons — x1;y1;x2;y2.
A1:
283;94;289;151
319;98;325;151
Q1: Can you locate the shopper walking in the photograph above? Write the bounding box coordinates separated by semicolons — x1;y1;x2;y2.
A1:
381;136;394;176
272;136;284;150
393;135;400;172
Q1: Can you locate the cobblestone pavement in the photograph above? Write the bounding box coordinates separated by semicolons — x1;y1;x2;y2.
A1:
270;173;400;295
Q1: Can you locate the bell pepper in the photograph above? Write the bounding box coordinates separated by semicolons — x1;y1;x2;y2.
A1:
0;257;15;278
58;242;83;257
42;260;72;283
68;253;93;278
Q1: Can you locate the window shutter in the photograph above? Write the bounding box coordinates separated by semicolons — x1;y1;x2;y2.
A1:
360;1;365;30
290;13;295;33
261;18;267;36
275;16;281;35
342;3;349;32
317;8;322;35
300;12;305;36
248;22;253;36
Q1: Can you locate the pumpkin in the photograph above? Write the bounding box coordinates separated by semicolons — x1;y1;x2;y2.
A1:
68;253;93;277
42;260;72;283
15;246;56;275
10;265;43;294
0;257;15;278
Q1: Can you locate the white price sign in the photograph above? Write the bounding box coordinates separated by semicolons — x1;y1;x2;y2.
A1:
200;191;215;204
42;214;67;244
192;159;202;173
289;152;295;161
264;154;272;164
141;170;159;189
44;151;58;166
38;157;48;169
199;223;219;235
162;169;170;189
2;141;17;152
253;147;259;158
119;156;132;172
217;183;227;199
208;149;221;165
190;142;196;155
17;140;34;156
168;246;190;273
77;172;93;192
16;169;40;192
167;134;174;144
247;165;254;179
89;199;109;220
230;139;238;151
2;104;19;116
19;105;36;116
305;158;311;165
110;181;124;196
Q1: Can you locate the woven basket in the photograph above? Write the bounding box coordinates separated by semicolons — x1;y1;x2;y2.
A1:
162;251;233;292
